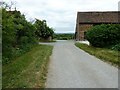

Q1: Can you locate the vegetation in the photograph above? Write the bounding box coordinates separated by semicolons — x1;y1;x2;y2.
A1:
0;7;2;89
111;43;120;51
86;24;120;51
75;43;119;67
2;2;54;65
34;19;54;41
3;45;53;88
2;9;37;64
54;33;74;40
2;2;54;88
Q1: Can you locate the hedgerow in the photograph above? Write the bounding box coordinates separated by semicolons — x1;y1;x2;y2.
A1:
86;24;120;50
2;2;54;64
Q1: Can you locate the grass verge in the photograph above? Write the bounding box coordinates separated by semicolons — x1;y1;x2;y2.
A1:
75;43;119;67
3;44;53;88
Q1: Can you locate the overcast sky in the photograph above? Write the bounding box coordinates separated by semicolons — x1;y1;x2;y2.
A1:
4;0;120;33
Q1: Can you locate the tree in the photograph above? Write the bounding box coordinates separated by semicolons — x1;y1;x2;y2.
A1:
2;3;38;64
34;19;54;40
2;1;54;64
2;8;16;62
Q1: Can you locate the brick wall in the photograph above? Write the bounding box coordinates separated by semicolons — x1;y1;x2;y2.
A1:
75;11;120;41
78;24;93;40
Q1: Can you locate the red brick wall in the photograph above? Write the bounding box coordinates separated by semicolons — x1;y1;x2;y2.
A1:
75;12;119;41
78;24;93;40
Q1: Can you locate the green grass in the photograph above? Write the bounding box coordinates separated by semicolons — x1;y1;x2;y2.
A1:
2;44;53;88
75;43;119;67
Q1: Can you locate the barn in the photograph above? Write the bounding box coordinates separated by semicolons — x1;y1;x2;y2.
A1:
75;11;120;41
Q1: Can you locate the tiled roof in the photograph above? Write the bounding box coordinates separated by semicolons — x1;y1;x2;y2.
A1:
77;11;120;23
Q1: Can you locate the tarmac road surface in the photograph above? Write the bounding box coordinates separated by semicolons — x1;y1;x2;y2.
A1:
46;40;118;88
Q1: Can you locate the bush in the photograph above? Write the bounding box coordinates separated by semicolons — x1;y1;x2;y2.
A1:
111;43;120;51
86;24;120;47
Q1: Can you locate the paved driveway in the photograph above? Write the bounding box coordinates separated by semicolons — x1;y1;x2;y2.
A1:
46;40;118;88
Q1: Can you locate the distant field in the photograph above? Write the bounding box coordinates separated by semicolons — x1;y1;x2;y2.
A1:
54;33;74;40
3;45;53;88
75;43;119;67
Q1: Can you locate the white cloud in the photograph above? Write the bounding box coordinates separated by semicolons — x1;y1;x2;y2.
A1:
3;0;120;33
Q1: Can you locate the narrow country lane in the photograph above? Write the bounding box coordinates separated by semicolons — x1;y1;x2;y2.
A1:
46;40;118;88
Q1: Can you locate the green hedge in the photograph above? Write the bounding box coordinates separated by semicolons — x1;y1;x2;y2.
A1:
111;43;120;51
86;24;120;48
2;4;54;65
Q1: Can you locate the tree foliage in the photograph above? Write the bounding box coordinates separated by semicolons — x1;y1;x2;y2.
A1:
2;2;54;64
54;33;74;40
86;24;120;49
34;19;54;40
